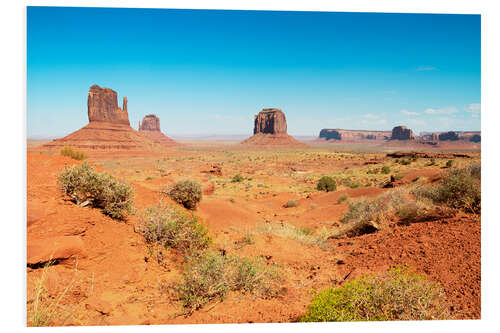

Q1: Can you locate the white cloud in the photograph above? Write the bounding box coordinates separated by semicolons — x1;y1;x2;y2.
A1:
465;103;481;116
417;65;437;71
400;109;419;116
424;107;458;115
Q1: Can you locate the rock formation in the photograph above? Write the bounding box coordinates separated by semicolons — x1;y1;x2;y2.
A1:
421;131;480;143
391;126;415;140
87;85;130;125
438;131;460;141
253;108;287;135
319;129;391;141
242;108;305;146
42;85;164;151
138;114;178;146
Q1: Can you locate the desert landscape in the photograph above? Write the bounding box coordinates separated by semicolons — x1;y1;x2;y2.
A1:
26;84;481;325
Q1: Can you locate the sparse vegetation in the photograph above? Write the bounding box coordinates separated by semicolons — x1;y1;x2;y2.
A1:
381;165;391;174
285;200;299;208
299;266;448;322
334;187;434;238
446;160;454;168
176;251;282;312
413;165;480;214
27;262;77;326
60;146;87;160
393;173;404;181
317;176;337;192
337;193;349;204
258;223;331;247
169;179;203;210
232;174;244;182
138;204;211;254
58;162;134;219
235;230;255;248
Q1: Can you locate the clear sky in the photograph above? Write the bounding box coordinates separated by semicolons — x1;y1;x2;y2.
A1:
27;7;481;138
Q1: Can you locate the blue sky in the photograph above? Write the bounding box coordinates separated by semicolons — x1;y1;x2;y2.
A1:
27;7;480;137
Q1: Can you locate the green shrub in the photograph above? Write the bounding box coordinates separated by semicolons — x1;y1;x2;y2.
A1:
446;160;454;168
393;174;404;181
427;158;436;166
231;174;244;183
59;146;87;160
381;165;391;174
337;193;349;204
299;266;448;322
177;251;282;312
435;168;480;213
285;200;299;208
58;162;133;219
138;204;211;254
317;176;337;192
412;166;480;214
400;159;411;166
169;180;203;210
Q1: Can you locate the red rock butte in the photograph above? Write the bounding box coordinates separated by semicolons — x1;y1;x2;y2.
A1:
42;85;163;151
138;114;178;146
391;126;415;140
242;108;306;146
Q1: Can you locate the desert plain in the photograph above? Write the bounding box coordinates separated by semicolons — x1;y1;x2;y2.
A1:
26;85;481;326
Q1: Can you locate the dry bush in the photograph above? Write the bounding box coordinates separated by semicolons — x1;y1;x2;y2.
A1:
299;266;448;322
60;146;87;160
285;200;299;208
258;223;331;246
333;188;433;238
337;193;349;204
412;165;481;214
169;179;203;210
58;162;133;219
138;204;211;254
27;262;78;326
176;251;283;312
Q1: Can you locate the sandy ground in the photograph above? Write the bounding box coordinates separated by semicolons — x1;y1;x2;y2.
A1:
26;141;481;325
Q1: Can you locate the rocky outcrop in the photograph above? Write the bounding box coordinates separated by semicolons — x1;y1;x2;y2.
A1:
391;126;415;140
242;108;305;146
319;129;391;141
139;114;161;131
27;236;85;266
88;84;130;125
254;108;287;135
439;131;460;141
138;114;178;146
457;131;481;143
42;85;164;151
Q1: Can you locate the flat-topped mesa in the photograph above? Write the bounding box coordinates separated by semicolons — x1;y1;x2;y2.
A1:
391;126;415;140
139;114;161;131
88;84;130;126
319;129;391;141
421;131;481;143
254;108;287;135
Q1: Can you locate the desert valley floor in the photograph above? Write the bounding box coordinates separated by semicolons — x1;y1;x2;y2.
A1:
26;140;481;325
